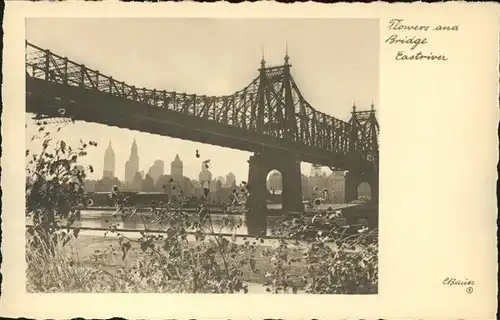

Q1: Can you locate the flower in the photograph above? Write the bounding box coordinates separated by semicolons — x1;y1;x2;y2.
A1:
86;198;94;207
313;198;322;206
111;185;119;193
358;226;369;233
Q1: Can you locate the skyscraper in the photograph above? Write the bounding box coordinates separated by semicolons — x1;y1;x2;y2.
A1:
225;172;236;187
125;138;139;184
171;154;183;177
148;160;165;182
102;141;115;178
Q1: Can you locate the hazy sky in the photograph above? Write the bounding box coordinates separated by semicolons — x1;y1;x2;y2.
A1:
25;18;379;181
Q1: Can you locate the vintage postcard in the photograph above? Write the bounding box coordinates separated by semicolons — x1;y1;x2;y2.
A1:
1;2;498;319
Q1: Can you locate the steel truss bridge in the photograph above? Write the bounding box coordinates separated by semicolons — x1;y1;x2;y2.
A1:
25;42;379;172
26;41;379;228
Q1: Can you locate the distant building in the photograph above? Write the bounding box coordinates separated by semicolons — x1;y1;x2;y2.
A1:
155;174;194;198
330;171;346;204
267;170;282;194
225;172;236;187
124;138;139;184
310;164;322;177
216;176;226;185
83;179;97;192
142;174;156;192
148;160;164;182
191;179;202;189
131;171;143;191
171;154;183;177
192;178;235;204
102;141;115;178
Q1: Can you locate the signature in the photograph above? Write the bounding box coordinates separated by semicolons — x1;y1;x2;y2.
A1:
442;277;475;286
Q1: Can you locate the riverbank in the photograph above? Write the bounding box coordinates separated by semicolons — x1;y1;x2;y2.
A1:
67;232;308;290
27;228;376;293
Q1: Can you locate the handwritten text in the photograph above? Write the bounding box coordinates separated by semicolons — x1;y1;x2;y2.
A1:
385;19;459;61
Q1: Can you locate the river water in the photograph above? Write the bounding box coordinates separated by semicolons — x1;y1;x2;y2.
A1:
27;203;358;237
76;210;265;235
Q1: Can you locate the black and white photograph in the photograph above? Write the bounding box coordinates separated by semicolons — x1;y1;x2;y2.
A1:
24;18;380;294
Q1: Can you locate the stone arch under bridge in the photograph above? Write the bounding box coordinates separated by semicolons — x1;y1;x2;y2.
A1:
345;170;379;203
245;150;304;235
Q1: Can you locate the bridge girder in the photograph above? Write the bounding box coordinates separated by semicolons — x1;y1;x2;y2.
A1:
25;41;379;172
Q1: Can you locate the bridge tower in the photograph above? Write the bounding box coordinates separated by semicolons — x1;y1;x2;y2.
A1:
345;103;379;203
246;52;304;236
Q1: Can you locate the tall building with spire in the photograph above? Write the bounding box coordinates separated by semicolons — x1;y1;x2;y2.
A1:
125;138;139;184
171;154;183;177
102;141;115;178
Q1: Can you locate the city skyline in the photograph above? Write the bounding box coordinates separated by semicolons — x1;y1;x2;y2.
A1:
26;115;336;183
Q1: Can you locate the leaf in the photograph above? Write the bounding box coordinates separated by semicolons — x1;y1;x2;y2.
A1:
121;241;132;261
73;228;80;239
62;235;71;247
249;258;256;271
60;140;66;153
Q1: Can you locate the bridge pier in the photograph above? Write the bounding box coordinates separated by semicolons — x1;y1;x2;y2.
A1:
345;170;379;203
246;150;303;236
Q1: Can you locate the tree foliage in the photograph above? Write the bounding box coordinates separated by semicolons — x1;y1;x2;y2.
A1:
25;121;96;252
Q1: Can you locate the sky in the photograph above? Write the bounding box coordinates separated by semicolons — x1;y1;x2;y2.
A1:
25;18;379;182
